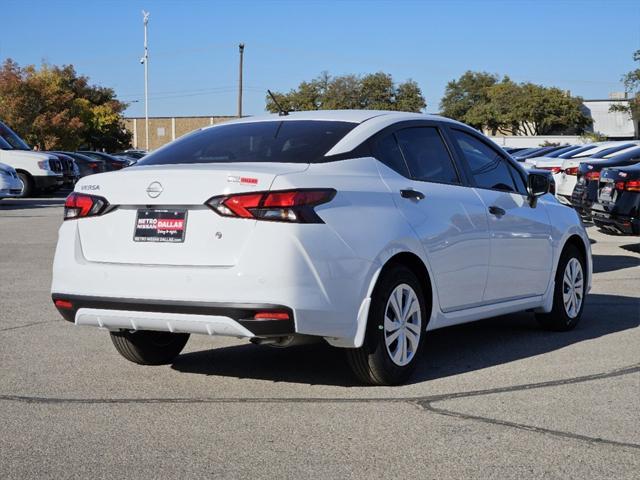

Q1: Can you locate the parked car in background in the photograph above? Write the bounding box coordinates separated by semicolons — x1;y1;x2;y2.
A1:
591;162;640;235
526;143;628;203
78;151;129;171
54;152;106;177
512;145;569;161
113;149;147;160
556;142;640;205
52;110;591;386
46;152;78;187
571;147;640;219
0;162;22;199
523;145;582;165
503;147;530;154
0;121;63;197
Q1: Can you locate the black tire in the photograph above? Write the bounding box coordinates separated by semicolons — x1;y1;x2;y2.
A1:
110;330;190;365
346;264;428;386
536;244;586;331
16;172;33;198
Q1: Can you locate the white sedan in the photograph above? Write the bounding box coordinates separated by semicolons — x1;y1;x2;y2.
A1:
51;110;591;385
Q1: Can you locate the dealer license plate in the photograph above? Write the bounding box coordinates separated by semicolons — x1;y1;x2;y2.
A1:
134;209;187;243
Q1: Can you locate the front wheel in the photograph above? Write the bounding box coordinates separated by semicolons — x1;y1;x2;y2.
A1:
346;264;428;386
16;172;33;198
536;244;586;331
110;330;190;365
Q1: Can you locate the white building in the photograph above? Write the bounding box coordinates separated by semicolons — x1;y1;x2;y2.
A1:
582;97;638;139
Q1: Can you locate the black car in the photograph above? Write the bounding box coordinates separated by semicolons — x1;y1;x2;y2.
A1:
54;151;106;177
591;162;640;235
571;146;640;219
512;145;570;161
46;152;77;187
78;151;129;171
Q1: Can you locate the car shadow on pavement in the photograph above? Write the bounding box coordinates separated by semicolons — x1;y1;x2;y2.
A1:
171;293;639;387
620;243;640;255
592;254;640;273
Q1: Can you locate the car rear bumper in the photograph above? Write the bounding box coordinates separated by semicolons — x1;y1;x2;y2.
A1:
52;294;295;337
591;209;639;235
51;220;377;346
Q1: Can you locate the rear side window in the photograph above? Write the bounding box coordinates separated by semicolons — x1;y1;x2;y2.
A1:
395;127;460;184
138;120;357;165
372;134;411;177
450;129;517;192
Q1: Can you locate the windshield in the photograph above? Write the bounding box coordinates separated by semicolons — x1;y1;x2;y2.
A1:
0;122;31;150
138;120;357;166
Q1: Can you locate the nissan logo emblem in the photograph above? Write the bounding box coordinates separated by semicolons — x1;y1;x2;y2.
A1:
146;181;163;198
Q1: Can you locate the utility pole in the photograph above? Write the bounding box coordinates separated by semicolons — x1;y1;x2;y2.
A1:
238;43;244;118
142;10;150;150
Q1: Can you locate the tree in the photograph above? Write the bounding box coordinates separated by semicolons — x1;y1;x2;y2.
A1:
610;49;639;122
439;71;499;129
0;59;131;150
265;71;426;113
440;70;591;135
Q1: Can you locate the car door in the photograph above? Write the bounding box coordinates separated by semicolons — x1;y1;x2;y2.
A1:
371;123;491;313
447;128;553;303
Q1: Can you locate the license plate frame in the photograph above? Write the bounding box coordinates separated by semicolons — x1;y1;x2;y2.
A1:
599;181;614;202
134;209;188;243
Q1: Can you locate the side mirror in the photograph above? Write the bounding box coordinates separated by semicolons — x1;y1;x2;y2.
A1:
527;172;550;207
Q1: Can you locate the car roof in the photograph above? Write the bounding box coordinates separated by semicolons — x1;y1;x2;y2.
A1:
202;110;467;156
212;109;451;125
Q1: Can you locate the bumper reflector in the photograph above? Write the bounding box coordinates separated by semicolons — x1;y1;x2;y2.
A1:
54;299;73;309
254;312;290;320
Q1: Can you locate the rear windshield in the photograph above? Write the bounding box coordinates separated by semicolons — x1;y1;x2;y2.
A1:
138;120;357;166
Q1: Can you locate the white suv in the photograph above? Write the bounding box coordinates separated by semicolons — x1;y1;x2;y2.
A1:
51;111;591;385
0;121;63;196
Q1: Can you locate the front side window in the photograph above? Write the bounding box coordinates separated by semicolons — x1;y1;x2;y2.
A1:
395;127;460;184
450;129;517;192
138;120;357;165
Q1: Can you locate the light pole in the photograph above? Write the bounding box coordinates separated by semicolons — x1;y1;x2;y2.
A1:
142;10;150;151
238;43;244;118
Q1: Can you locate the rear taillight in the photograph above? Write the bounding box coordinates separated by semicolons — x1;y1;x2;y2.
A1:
206;189;336;223
89;162;99;170
539;166;562;174
616;180;640;192
64;192;109;220
585;171;600;181
564;167;578;176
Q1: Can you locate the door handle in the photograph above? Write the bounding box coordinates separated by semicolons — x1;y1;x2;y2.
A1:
488;205;506;216
400;189;425;200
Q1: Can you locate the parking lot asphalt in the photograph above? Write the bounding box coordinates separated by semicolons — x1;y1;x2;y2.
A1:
1;195;638;479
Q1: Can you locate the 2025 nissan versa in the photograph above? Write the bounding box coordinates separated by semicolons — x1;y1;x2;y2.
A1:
51;111;591;385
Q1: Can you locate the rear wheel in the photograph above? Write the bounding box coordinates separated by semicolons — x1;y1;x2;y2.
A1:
16;172;33;198
346;264;427;386
536;244;586;331
110;330;190;365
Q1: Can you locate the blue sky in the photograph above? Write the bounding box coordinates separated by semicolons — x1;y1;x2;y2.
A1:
2;0;639;117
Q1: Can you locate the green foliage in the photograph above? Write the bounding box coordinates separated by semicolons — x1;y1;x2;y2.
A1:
609;49;639;120
539;140;561;147
440;71;592;135
580;131;607;143
265;71;426;113
0;59;131;150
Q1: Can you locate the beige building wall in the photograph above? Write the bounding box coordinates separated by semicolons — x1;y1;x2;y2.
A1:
123;116;235;151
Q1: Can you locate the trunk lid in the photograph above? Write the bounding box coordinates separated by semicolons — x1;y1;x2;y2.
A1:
74;163;308;266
